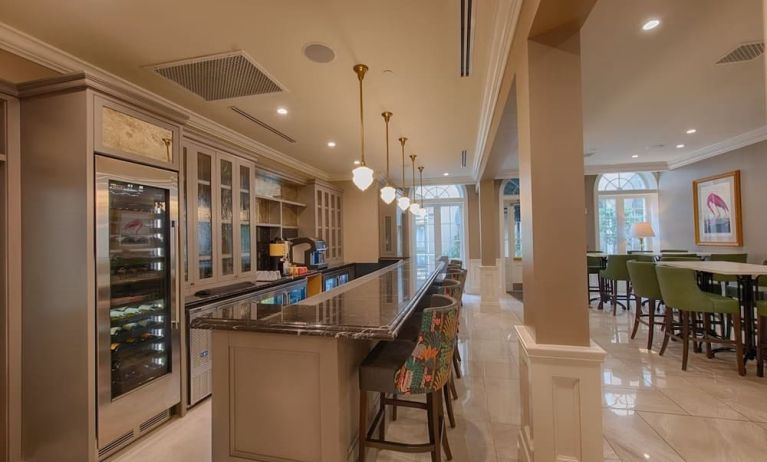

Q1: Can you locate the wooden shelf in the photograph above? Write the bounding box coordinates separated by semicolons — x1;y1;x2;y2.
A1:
255;194;306;208
256;223;281;228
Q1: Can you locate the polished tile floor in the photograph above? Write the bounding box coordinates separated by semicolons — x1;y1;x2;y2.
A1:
111;293;767;462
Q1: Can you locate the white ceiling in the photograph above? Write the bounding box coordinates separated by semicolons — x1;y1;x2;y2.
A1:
487;0;766;176
0;0;503;181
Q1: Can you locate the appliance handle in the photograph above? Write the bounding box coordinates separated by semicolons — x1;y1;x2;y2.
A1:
171;219;180;328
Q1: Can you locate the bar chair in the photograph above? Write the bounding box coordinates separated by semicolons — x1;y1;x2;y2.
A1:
587;255;604;305
626;261;665;350
656;265;745;375
358;294;459;462
599;255;635;315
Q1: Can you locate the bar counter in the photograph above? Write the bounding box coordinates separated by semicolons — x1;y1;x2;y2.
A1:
191;259;444;339
194;258;445;462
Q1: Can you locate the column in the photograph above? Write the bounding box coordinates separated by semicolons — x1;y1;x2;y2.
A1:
513;1;605;461
478;178;500;306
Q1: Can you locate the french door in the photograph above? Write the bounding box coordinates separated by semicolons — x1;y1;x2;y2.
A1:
597;194;656;253
413;203;464;265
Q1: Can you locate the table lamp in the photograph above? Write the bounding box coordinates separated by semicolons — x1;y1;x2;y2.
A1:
631;222;655;251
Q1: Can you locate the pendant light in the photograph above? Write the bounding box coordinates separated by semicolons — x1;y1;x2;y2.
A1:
417;166;427;218
396;137;411;211
379;112;396;204
351;64;374;191
408;154;421;215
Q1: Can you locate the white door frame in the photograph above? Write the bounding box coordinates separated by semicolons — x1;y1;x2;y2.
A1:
594;191;659;253
409;194;468;265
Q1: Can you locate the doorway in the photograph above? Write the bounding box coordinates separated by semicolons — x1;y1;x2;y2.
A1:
410;185;467;266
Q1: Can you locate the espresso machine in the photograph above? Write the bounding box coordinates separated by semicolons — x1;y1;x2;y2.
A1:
289;238;328;269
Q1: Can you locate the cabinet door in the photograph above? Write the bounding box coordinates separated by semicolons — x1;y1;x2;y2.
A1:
237;160;255;275
217;154;235;279
186;145;216;284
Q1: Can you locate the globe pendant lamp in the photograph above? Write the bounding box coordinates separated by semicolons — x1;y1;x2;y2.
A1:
379;112;396;204
417;166;427;218
351;64;374;191
408;154;421;215
396;137;411;211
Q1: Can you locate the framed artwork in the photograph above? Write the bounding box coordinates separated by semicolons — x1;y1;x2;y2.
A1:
693;170;743;246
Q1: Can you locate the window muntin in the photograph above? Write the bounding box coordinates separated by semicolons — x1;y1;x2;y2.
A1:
598;172;657;192
415;184;464;200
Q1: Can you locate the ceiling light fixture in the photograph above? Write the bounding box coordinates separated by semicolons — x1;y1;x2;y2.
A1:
642;19;660;31
686;128;697;134
379;112;396;204
276;107;288;115
417;166;427;218
443;172;450;176
327;141;336;148
351;64;374;191
354;160;361;165
676;144;685;149
397;137;411;211
408;154;421;216
632;154;639;158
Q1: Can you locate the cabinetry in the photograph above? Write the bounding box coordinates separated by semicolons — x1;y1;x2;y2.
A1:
185;142;256;288
379;193;407;258
298;181;343;264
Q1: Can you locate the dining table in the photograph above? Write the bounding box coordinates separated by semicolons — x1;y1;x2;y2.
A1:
657;260;767;362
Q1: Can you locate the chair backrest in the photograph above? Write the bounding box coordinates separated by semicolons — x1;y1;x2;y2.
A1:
448;259;463;268
445;268;467;288
627;250;654;254
655;265;713;312
626;261;662;300
658;255;699;261
660;249;689;253
602;255;635;281
587;255;603;268
433;278;463;303
632;255;656;263
709;253;748;263
395;294;459;394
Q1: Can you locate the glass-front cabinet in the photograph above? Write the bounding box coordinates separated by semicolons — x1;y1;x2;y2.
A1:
299;181;343;264
185;142;256;288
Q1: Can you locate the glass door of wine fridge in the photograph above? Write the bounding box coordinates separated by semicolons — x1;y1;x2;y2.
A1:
96;156;180;457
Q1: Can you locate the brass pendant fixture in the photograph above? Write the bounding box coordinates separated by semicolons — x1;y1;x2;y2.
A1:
417;165;427;218
379;112;396;204
408;154;421;216
397;137;411;211
351;64;374;191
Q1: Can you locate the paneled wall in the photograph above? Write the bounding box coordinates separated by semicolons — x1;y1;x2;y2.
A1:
335;180;380;263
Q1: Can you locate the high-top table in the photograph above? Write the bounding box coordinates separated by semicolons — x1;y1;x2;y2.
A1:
658;260;767;362
192;258;445;462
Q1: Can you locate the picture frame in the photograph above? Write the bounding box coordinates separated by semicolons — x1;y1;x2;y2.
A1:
693;170;743;247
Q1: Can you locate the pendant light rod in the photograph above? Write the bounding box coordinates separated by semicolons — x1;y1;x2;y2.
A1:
354;64;369;166
409;154;417;198
382;112;392;180
398;137;407;187
418;166;425;206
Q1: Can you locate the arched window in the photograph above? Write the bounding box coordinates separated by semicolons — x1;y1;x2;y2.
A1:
595;172;659;254
503;178;520;196
598;172;657;192
415;184;464;200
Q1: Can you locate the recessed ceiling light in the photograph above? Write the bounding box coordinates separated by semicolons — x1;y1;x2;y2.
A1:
276;107;288;115
632;154;640;158
642;19;661;31
443;172;449;176
686;128;697;134
353;160;361;165
327;141;336;148
676;144;685;149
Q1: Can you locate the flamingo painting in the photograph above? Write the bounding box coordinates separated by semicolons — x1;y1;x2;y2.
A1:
694;171;741;245
706;193;730;218
703;191;731;234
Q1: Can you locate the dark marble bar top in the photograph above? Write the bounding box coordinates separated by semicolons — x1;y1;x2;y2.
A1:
190;259;446;339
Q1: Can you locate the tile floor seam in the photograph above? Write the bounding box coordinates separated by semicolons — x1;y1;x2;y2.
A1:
635;410;690;461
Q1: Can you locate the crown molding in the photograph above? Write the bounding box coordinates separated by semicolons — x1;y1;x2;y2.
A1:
583;161;668;175
494;168;520;179
0;21;330;181
470;0;522;182
666;125;767;170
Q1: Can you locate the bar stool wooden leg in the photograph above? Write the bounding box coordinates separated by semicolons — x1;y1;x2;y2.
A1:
359;390;367;462
452;354;462;379
631;294;642;339
437;391;452;460
443;383;456;428
682;311;690;371
428;392;442;462
758;316;765;377
391;393;397;421
733;313;746;376
449;372;458;401
659;308;673;356
378;393;386;440
647;299;656;351
703;314;713;359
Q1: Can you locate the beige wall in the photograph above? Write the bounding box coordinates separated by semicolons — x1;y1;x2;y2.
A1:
335;180;380;263
466;185;481;260
584;174;597;250
658;140;767;264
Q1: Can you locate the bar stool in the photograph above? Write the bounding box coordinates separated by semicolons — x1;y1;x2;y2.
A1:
599;255;635;315
626;261;665;350
587;255;604;305
448;259;463;268
757;298;767;377
358;294;459;462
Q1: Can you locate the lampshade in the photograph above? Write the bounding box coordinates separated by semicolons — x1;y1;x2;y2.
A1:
409;202;421;215
397;196;411;211
351;165;374;191
631;222;655;238
417;207;427;218
380;185;396;204
269;243;287;257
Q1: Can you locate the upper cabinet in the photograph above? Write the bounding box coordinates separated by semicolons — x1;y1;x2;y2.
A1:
299;181;343;264
95;95;181;170
184;142;256;289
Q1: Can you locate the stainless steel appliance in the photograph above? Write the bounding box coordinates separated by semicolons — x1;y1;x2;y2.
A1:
323;266;355;291
186;280;307;407
289;237;327;269
96;156;180;458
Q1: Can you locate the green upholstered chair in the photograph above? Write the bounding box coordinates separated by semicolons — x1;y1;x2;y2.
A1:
656;265;745;375
757;299;767;377
626;261;665;351
658;255;700;261
710;253;748;295
632;255;656;262
660;249;689;253
599;255;636;315
587;255;605;304
448;259;463;269
359;294;458;461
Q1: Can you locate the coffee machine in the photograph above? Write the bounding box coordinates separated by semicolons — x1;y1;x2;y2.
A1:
289;238;328;269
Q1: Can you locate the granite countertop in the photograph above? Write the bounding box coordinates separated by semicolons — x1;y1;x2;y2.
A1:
184;261;356;309
190;259;445;340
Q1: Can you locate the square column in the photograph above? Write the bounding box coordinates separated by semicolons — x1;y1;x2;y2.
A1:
478;179;500;306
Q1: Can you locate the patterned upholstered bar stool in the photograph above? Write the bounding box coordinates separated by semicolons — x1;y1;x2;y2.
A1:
358;294;459;462
448;259;463;268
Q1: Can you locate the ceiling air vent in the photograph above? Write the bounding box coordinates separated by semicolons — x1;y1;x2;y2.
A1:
459;0;474;77
230;106;296;143
716;41;765;64
150;51;284;101
461;149;468;168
